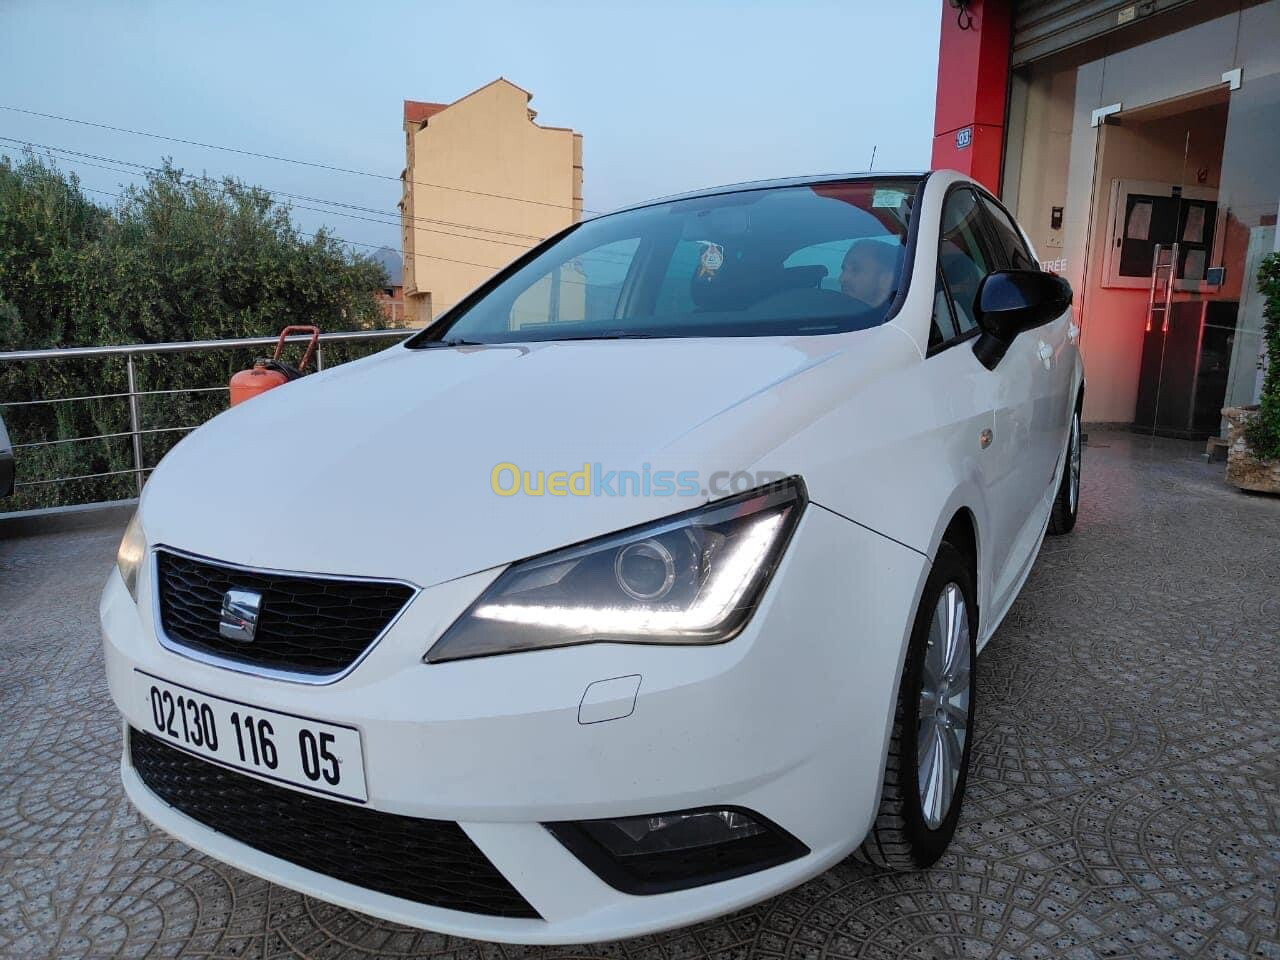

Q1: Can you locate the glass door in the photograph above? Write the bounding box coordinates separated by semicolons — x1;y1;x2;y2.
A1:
1216;73;1280;425
1003;4;1280;434
1143;119;1228;440
1147;72;1280;440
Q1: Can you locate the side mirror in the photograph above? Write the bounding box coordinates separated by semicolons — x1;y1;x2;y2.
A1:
972;270;1072;370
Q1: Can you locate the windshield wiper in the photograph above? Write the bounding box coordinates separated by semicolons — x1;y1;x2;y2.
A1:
417;338;486;348
418;333;659;348
551;333;658;342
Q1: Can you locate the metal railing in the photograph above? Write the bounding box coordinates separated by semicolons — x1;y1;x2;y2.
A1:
0;328;409;506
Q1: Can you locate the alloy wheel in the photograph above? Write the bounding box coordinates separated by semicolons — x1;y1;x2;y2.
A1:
917;583;971;830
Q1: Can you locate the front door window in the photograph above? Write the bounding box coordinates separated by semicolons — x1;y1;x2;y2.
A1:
938;189;995;334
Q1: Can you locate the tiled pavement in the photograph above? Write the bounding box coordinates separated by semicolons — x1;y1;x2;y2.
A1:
1;431;1278;959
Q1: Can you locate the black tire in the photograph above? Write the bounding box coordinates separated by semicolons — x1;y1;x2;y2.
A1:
859;542;977;870
1047;406;1082;535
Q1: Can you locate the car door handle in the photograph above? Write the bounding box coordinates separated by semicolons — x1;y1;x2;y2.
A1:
1037;340;1054;368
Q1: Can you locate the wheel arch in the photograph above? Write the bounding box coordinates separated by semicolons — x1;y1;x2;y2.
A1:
939;508;980;623
941;508;978;573
921;487;988;630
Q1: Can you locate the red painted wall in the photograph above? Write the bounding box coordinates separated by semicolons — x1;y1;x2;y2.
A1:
931;0;1012;192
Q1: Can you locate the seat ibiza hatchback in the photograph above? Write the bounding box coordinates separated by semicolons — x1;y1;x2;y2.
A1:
102;170;1083;944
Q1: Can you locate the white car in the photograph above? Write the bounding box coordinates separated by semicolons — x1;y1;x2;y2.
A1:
101;170;1083;944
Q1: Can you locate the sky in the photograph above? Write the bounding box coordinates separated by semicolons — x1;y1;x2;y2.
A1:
0;0;942;260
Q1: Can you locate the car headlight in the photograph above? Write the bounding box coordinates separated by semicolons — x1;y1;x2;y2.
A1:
425;478;805;663
116;511;146;602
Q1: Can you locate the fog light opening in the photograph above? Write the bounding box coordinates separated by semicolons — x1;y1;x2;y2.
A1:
594;809;766;854
545;806;808;895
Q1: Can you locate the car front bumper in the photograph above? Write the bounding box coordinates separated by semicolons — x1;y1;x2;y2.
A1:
101;504;927;943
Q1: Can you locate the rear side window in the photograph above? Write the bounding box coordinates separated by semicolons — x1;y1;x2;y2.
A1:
977;194;1038;271
938;189;996;333
784;239;855;292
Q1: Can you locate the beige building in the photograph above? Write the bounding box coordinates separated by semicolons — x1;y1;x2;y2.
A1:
399;78;584;326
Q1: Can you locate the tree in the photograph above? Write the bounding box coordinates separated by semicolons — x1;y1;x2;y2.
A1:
0;151;398;510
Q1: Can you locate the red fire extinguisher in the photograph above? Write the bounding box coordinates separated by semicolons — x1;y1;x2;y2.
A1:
229;326;320;407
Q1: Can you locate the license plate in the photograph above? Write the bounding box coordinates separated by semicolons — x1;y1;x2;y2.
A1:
134;670;368;803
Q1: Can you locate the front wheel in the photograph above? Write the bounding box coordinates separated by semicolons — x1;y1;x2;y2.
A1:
859;542;977;870
1048;408;1082;535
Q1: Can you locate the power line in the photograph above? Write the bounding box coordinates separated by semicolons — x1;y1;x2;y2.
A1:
26;150;536;252
29;150;647;276
0;103;398;179
0;103;602;214
76;184;520;274
14;136;548;239
74;184;624;316
0;135;546;246
75;184;470;314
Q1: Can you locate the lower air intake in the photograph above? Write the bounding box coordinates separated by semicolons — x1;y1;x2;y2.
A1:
129;728;540;918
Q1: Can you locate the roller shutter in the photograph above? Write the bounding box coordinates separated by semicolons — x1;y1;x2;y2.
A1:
1011;0;1197;66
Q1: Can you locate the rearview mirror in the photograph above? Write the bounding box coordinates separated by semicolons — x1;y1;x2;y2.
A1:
972;270;1072;370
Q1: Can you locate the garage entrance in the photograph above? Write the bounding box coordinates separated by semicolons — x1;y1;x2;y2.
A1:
1001;3;1280;437
1089;87;1232;438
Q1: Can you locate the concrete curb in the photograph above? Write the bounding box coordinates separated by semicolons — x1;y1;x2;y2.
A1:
0;499;136;539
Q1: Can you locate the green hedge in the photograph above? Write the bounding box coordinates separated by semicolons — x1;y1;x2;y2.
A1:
1;152;401;511
1246;252;1280;460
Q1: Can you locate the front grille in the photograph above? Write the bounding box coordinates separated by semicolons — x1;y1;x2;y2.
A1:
129;729;540;919
155;549;415;676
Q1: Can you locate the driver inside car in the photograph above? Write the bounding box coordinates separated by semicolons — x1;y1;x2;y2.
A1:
838;239;900;311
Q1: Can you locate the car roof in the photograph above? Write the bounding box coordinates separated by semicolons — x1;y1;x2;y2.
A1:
602;171;932;218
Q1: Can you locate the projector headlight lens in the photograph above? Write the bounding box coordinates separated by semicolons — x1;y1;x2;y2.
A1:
614;538;678;601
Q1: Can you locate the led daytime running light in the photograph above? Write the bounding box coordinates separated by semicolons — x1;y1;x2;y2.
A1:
472;513;783;635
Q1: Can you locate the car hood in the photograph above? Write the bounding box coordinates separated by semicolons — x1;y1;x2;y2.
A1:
142;332;911;587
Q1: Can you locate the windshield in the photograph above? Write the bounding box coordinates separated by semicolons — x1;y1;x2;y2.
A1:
409;177;920;345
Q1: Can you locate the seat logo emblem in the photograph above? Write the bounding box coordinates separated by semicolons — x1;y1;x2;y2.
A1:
219;588;263;643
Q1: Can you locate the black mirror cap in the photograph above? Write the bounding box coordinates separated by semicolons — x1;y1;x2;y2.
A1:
972;270;1072;370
